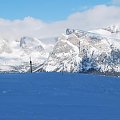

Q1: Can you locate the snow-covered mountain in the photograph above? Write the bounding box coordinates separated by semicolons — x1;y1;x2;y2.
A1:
0;36;56;72
39;25;120;75
0;25;120;75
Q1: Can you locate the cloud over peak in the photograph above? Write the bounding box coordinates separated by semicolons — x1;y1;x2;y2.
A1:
0;5;120;39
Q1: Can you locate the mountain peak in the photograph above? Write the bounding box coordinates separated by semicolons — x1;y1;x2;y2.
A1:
103;24;120;33
39;27;120;75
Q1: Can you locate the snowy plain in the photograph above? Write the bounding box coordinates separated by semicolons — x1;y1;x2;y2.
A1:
0;72;120;120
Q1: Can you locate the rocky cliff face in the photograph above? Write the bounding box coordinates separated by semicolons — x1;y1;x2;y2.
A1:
41;27;120;75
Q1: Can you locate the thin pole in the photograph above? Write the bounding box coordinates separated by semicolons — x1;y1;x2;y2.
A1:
30;57;32;73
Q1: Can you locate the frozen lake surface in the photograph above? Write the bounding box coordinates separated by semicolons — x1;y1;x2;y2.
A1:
0;72;120;120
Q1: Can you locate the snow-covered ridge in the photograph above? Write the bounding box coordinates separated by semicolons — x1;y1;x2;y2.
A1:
40;27;120;75
91;24;120;38
0;36;56;72
103;25;120;33
0;25;120;74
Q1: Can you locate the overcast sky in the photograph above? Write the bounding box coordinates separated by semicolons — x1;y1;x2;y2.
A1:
0;0;120;39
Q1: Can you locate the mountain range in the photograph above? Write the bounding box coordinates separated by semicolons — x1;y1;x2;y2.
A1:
0;25;120;75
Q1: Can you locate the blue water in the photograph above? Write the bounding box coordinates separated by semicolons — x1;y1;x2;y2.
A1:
0;72;120;120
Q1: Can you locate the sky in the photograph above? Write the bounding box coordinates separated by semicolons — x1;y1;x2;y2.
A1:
0;0;111;21
0;0;120;39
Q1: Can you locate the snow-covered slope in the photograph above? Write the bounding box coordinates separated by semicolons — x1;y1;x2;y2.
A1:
40;26;120;75
91;24;120;38
0;36;56;72
0;25;120;74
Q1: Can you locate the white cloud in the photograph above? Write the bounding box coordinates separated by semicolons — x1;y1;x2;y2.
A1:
0;5;120;39
66;5;120;29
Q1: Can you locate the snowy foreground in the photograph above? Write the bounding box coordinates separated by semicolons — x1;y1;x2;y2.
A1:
0;73;120;120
